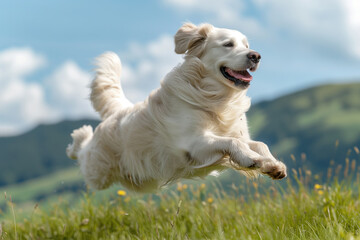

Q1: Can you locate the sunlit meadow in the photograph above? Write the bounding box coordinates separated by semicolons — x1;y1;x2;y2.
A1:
1;146;360;239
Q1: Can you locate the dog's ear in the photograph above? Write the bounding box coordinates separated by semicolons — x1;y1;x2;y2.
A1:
174;23;213;57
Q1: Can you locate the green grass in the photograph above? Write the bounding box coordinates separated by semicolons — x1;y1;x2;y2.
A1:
0;167;123;223
0;167;84;219
0;168;82;203
1;162;360;240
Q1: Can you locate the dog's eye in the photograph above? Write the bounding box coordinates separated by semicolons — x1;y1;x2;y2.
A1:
223;42;234;48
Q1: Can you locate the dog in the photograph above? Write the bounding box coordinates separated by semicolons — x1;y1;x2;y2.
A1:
66;23;287;192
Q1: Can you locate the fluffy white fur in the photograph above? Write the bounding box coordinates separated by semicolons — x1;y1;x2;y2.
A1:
67;23;287;192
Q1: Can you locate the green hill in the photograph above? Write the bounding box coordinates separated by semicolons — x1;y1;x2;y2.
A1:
0;120;99;186
0;82;359;186
248;82;360;174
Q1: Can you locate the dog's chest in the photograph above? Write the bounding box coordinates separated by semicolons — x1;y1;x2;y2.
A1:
206;110;247;137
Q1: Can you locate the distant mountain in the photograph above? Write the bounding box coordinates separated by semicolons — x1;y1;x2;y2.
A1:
0;119;99;186
0;82;359;186
248;82;360;174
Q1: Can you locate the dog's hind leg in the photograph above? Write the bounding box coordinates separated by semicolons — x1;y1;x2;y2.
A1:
66;125;93;160
67;125;116;189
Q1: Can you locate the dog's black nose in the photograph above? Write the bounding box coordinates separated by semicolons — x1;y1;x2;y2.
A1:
247;51;261;63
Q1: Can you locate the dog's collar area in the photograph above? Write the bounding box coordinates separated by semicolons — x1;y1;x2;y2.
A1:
220;66;252;87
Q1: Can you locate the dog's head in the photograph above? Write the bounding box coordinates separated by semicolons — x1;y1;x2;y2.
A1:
174;23;261;90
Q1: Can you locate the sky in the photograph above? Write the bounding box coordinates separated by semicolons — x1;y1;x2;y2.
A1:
1;0;360;136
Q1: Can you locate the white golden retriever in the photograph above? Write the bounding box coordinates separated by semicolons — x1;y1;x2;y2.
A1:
67;23;287;192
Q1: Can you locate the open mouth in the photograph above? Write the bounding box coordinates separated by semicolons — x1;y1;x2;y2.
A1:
220;67;253;87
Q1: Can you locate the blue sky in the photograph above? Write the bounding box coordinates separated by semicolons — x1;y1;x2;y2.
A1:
1;0;360;136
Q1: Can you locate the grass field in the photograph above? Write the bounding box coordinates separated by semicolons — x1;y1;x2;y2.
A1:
1;150;360;239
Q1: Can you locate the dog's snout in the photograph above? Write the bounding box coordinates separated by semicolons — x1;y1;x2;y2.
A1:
247;51;261;64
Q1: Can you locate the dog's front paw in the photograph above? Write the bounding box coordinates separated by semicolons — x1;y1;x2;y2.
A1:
254;159;287;180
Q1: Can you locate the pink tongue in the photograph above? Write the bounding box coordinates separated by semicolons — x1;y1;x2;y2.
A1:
226;68;253;82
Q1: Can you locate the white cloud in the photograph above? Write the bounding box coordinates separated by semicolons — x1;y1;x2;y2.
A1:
45;61;97;119
264;0;360;59
165;0;360;59
163;0;263;36
0;48;53;136
0;80;54;136
343;0;360;57
120;35;183;103
0;47;45;81
0;48;98;136
0;38;182;136
252;0;350;56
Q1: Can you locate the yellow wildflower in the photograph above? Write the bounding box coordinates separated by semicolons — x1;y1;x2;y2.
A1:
207;197;214;203
119;210;128;215
317;190;324;195
200;183;206;190
314;184;323;190
182;184;188;190
81;218;89;225
117;190;127;196
354;146;360;154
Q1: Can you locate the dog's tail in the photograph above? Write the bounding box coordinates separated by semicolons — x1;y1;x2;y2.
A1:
66;125;93;160
91;52;133;120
